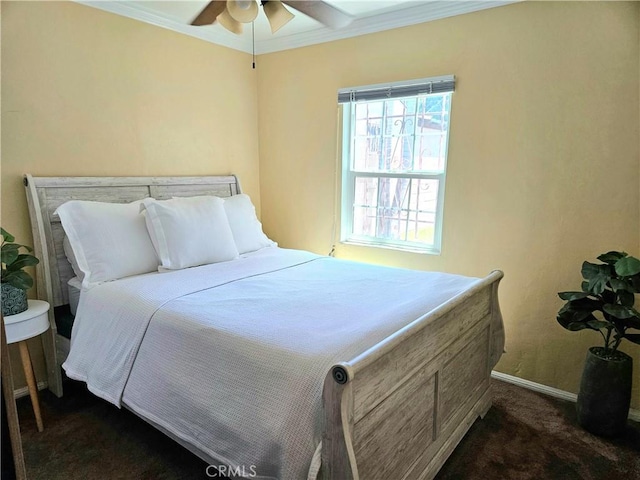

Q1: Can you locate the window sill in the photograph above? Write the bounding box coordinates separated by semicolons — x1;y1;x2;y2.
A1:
340;240;441;255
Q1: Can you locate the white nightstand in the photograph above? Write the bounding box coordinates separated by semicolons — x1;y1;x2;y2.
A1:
4;299;50;432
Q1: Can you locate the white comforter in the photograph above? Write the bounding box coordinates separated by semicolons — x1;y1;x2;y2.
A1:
63;248;498;480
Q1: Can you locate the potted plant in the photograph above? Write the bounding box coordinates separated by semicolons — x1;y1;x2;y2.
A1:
557;251;640;437
1;228;40;316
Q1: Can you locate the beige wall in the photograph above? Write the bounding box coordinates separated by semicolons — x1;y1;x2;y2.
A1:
2;1;640;411
1;1;259;386
258;2;640;408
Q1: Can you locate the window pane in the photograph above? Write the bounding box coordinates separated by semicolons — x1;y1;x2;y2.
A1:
355;116;381;137
412;178;439;214
355;101;383;120
351;94;450;174
354;177;378;207
374;178;438;244
353;113;382;170
342;88;451;251
405;178;439;244
384;100;415;136
376;176;408;240
416;134;447;171
414;96;450;172
353;206;377;237
415;211;436;245
377;177;410;211
350;175;441;247
380;135;414;172
354;138;385;170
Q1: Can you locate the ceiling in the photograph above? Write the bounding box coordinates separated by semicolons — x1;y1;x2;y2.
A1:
77;1;518;55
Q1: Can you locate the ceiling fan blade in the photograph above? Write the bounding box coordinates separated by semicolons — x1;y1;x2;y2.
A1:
282;1;353;29
191;1;227;26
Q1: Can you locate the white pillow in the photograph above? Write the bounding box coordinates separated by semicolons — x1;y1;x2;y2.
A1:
55;200;159;289
63;236;84;283
141;196;239;270
224;194;276;254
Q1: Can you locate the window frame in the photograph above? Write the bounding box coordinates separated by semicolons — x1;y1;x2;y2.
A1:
339;88;453;254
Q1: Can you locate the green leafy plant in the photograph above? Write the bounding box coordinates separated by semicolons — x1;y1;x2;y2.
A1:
1;228;39;291
557;251;640;358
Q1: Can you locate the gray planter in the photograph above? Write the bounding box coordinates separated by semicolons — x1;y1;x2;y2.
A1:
576;346;632;437
1;283;28;316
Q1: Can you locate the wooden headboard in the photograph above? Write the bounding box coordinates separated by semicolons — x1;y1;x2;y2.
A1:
23;174;241;397
24;174;241;308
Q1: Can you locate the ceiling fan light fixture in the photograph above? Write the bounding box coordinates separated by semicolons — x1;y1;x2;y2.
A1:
218;8;244;34
262;1;294;34
227;0;259;23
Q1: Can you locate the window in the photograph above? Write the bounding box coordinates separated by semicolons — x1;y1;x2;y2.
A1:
338;76;454;253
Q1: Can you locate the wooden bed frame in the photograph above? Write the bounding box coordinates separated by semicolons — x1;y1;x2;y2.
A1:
24;174;504;480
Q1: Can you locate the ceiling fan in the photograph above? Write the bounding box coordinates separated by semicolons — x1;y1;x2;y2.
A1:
191;0;353;35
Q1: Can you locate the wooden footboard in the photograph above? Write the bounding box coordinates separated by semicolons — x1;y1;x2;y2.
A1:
322;271;503;480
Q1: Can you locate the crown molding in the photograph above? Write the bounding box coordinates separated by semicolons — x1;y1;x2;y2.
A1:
257;1;519;54
76;1;520;56
76;1;254;53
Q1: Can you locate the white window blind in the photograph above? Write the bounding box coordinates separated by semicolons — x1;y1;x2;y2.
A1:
338;75;455;104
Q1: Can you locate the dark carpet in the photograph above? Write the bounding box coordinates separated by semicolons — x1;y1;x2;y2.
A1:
13;378;640;479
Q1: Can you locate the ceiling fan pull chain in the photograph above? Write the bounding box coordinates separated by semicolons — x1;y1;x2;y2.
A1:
252;20;256;69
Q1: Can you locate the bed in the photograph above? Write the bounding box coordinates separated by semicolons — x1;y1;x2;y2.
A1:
24;174;504;480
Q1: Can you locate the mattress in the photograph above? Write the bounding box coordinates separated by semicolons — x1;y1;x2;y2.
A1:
54;277;82;340
68;276;82;317
53;305;74;340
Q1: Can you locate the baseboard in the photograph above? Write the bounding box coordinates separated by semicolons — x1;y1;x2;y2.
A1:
12;372;640;422
491;371;640;422
13;380;48;400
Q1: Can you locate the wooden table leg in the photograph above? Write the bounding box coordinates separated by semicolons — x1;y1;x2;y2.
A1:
18;340;44;432
1;315;27;479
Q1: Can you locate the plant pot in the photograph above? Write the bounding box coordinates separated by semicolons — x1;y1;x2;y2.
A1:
1;284;28;316
576;346;632;437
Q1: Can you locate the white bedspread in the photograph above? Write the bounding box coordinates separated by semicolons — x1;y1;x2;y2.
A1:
63;248;499;480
